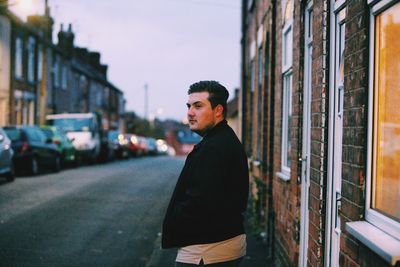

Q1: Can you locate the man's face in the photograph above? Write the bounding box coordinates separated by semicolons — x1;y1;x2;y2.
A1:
186;92;219;136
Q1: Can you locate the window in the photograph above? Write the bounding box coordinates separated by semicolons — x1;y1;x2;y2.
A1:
27;37;35;83
346;1;400;265
368;0;400;237
61;65;68;90
96;86;102;107
53;56;60;88
278;0;294;180
38;45;43;81
15;37;23;79
282;74;293;171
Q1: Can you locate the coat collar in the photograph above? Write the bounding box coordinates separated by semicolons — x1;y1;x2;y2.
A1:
193;120;227;150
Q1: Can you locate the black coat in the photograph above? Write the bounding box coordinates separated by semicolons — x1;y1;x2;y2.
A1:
162;120;249;249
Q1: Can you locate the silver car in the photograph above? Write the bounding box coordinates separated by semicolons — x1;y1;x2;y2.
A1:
0;127;14;181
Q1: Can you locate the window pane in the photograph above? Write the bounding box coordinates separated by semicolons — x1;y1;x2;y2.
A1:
27;37;35;83
373;2;400;221
15;38;23;79
282;73;292;170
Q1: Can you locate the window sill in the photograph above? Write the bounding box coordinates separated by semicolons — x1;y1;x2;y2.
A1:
276;171;290;182
346;221;400;265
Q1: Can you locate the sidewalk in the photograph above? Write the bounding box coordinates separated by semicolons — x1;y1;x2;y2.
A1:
146;225;273;267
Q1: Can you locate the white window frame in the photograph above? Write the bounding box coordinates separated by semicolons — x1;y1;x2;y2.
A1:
366;0;400;241
278;1;294;181
280;72;293;178
14;37;23;79
346;1;400;265
27;37;35;83
37;45;43;81
53;56;60;88
61;65;68;90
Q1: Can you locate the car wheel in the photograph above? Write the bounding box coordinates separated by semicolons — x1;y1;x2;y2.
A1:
6;163;15;182
31;157;39;176
53;155;61;172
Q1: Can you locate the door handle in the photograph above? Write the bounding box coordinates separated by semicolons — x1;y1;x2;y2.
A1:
336;192;342;217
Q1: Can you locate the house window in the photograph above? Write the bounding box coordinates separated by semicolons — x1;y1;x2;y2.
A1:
278;0;294;180
53;56;60;88
96;86;102;107
368;0;400;236
27;37;35;83
61;65;68;90
346;2;400;264
15;37;23;79
38;45;43;81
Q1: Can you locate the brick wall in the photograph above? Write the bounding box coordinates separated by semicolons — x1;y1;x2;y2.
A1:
306;0;329;266
271;0;302;265
340;1;393;266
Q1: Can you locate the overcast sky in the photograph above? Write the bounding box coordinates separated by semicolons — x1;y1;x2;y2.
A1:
11;0;241;121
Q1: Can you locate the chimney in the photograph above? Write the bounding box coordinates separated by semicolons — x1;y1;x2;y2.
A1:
57;23;75;56
89;52;100;67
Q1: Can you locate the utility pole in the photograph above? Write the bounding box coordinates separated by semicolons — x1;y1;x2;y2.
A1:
144;83;148;120
39;0;50;124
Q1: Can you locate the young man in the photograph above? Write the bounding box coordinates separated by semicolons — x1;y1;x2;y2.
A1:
162;81;249;266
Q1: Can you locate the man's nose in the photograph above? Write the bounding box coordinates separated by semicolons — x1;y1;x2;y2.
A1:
187;107;195;117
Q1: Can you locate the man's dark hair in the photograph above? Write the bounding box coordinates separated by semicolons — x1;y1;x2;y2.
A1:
188;80;229;118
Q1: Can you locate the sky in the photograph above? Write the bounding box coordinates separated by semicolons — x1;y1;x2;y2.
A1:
10;0;242;122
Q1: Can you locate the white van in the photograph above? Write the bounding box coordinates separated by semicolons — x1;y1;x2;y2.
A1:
46;113;101;163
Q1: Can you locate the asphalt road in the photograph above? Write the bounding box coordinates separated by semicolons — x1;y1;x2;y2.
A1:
0;156;184;267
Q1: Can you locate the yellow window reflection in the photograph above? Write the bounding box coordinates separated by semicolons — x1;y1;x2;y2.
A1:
373;2;400;221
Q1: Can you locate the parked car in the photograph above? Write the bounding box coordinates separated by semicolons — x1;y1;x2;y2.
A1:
156;139;169;155
137;136;149;156
108;130;130;159
125;134;144;156
0;127;15;181
46;113;103;163
146;137;158;155
40;125;76;166
3;126;62;175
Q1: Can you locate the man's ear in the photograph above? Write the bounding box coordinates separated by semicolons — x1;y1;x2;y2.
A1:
215;104;224;117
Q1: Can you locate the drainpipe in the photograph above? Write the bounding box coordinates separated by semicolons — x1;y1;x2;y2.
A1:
267;0;277;261
241;0;248;146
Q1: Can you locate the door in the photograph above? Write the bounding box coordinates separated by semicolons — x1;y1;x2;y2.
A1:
326;4;346;267
299;2;313;266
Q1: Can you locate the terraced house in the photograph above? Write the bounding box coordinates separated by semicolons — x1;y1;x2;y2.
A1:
240;0;400;266
0;1;125;129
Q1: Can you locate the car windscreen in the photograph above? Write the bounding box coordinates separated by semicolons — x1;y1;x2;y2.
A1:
3;128;22;142
108;131;119;140
41;128;54;139
47;118;93;133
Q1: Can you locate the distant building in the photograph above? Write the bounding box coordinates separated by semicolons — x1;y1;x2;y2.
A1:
226;88;240;138
0;2;125;130
166;129;201;156
0;7;11;126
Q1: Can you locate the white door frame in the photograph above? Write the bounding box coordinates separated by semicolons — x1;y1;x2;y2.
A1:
325;1;346;266
299;1;313;266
